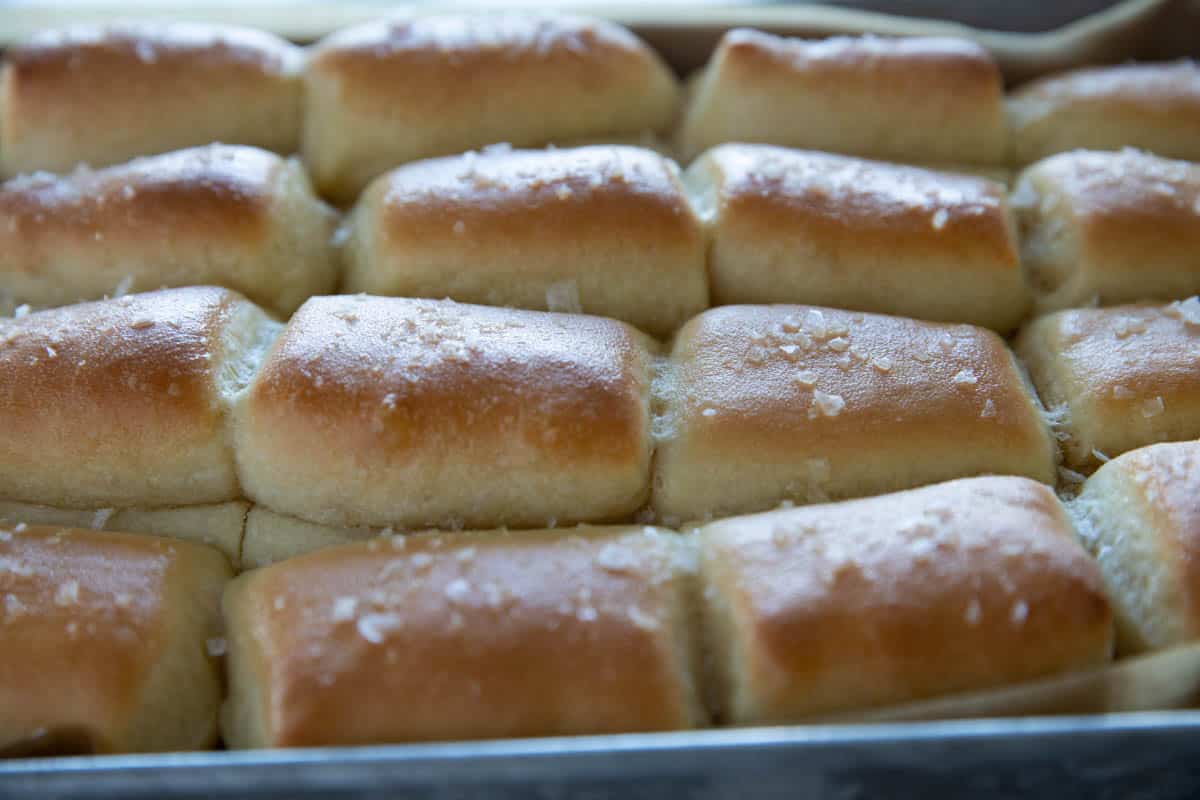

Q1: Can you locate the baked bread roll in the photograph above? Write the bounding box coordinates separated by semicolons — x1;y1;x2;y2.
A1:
1008;61;1200;166
234;295;655;531
304;15;679;203
1016;300;1200;471
0;22;304;176
0;525;231;754
342;145;706;339
0;287;281;510
1073;441;1200;654
241;507;376;570
684;145;1026;332
653;305;1056;523
699;476;1113;722
677;30;1006;166
222;525;702;747
1012;149;1200;313
0;500;248;565
0;145;337;316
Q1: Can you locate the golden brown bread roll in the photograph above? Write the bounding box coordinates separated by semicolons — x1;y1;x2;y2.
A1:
222;525;702;747
684;145;1026;332
1008;61;1200;167
0;287;281;510
1012;149;1200;313
652;305;1056;523
0;22;304;176
1015;300;1200;471
0;500;248;566
699;476;1113;722
304;15;679;203
0;525;231;753
234;295;655;531
0;145;337;316
342;145;707;339
677;30;1006;166
1073;441;1200;654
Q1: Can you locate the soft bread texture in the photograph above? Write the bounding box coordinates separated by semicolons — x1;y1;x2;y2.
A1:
1008;61;1200;166
677;30;1006;166
1016;300;1200;471
653;305;1056;523
303;15;680;203
342;145;707;339
699;476;1113;722
0;525;231;754
235;295;655;530
1012;149;1200;313
1073;442;1200;654
685;145;1026;332
0;145;337;316
0;287;282;509
222;526;702;747
0;22;304;176
242;507;377;570
0;500;248;566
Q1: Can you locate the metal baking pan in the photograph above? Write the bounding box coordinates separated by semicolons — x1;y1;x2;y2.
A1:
3;714;1200;799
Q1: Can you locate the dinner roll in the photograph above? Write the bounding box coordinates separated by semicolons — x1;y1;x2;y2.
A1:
222;526;702;747
699;476;1112;722
653;305;1056;523
0;500;248;565
241;507;376;570
677;30;1006;166
304;15;679;203
0;287;281;510
0;525;231;754
684;145;1026;332
1073;442;1200;654
1008;61;1200;166
0;22;304;176
342;145;707;338
234;296;655;531
1016;300;1200;471
1013;149;1200;313
0;145;337;316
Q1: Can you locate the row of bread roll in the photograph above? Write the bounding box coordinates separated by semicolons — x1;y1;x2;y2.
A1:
0;288;1058;560
1;474;1115;751
4;18;1197;205
679;29;1200;169
6;287;1194;568
0;16;679;204
8;140;1199;334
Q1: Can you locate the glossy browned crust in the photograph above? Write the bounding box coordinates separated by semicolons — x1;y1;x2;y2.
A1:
678;29;1006;164
1015;301;1200;470
699;476;1113;722
0;287;280;508
687;145;1026;331
653;305;1057;522
343;145;707;338
234;295;655;530
0;525;231;753
1012;149;1200;313
222;526;702;747
0;145;337;315
0;22;304;175
303;15;679;202
1008;61;1200;166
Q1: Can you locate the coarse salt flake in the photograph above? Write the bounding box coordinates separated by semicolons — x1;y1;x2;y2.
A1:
1141;396;1165;418
357;612;401;644
55;580;79;606
811;390;845;417
953;369;978;386
331;596;358;622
